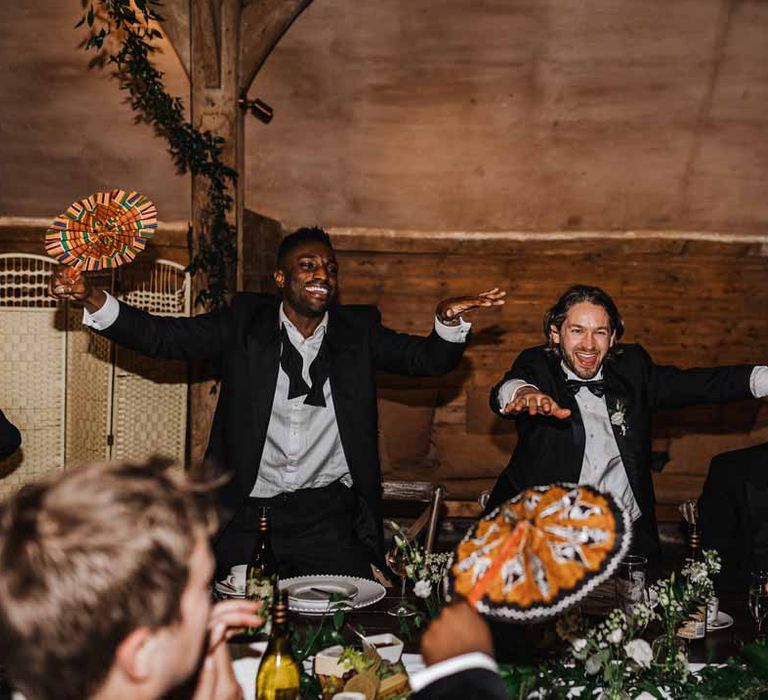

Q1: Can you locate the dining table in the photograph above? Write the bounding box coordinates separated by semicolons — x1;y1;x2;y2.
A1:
227;580;761;699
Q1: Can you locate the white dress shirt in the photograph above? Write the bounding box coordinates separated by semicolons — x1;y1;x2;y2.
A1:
83;294;471;496
561;363;641;521
408;652;498;693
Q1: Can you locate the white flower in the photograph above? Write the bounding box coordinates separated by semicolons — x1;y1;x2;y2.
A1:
572;638;588;653
414;580;432;598
570;637;589;660
609;402;628;436
624;639;653;668
607;627;623;644
585;655;602;675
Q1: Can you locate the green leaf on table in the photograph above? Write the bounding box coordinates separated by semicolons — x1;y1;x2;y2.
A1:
742;642;768;681
333;608;344;631
636;678;667;698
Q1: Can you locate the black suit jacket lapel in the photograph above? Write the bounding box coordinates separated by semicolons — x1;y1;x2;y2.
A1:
246;301;281;453
326;307;362;476
549;356;586;480
603;364;641;493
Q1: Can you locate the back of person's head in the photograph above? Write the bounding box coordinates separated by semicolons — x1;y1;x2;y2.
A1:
276;225;333;268
0;459;216;700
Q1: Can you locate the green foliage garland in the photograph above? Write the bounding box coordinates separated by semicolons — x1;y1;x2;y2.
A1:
78;0;236;309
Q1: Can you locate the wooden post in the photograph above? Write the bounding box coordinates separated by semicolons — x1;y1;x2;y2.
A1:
160;0;314;468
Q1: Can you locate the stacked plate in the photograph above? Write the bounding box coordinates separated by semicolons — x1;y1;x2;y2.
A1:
279;575;386;616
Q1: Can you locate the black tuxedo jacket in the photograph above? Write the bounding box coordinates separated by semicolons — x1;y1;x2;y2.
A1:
413;668;510;700
699;442;768;586
98;293;466;555
0;409;21;461
488;343;754;552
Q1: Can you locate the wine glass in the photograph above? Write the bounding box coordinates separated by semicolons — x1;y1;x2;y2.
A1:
385;538;416;618
748;570;768;638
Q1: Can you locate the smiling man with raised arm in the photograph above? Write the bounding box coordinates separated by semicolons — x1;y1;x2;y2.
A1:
486;284;768;556
49;226;506;578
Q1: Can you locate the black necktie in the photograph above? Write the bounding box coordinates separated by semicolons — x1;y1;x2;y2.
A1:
566;379;606;398
279;324;329;407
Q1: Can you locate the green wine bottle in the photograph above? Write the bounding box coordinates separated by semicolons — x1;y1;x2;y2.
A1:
255;591;300;700
246;506;278;637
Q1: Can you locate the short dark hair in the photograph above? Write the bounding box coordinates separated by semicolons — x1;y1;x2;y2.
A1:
544;285;624;357
276;226;333;268
0;459;216;700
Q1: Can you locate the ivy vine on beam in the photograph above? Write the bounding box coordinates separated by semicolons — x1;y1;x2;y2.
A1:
77;0;236;309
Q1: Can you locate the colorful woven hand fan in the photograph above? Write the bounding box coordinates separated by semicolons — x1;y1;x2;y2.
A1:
45;189;157;275
446;483;632;621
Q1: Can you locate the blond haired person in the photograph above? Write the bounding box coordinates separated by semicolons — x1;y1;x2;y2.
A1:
0;460;261;700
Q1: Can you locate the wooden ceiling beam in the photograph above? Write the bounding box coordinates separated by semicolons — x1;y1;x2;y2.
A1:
158;0;191;78
239;0;313;92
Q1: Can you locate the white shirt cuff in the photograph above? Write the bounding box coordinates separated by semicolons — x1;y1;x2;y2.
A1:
434;315;471;343
409;652;498;693
82;292;120;330
497;379;539;413
751;366;768;399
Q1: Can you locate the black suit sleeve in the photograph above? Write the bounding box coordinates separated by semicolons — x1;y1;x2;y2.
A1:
638;346;754;410
0;410;21;461
97;300;234;362
413;668;511;700
369;310;466;376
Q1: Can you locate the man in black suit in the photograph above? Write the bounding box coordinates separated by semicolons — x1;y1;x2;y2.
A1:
699;442;768;587
50;227;505;577
0;410;21;461
487;285;767;556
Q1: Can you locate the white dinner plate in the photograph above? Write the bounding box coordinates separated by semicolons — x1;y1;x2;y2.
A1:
214;581;245;598
707;610;734;631
286;578;359;604
278;575;385;615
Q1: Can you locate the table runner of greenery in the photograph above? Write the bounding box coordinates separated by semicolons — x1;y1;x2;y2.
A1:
288;545;768;699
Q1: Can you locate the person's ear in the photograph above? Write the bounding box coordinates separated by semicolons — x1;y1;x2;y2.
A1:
550;324;561;344
609;331;616;347
273;269;285;289
114;627;155;682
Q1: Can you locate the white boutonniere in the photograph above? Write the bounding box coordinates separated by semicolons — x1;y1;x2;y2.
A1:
609;401;628;436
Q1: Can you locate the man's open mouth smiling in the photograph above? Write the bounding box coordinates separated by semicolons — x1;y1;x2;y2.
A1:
305;284;329;299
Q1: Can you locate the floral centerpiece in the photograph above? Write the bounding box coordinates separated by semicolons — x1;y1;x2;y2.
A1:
553;604;655;699
387;521;453;620
499;549;768;699
648;550;721;685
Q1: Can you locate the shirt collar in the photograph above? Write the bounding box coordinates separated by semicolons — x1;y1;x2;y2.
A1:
561;360;604;382
279;303;328;343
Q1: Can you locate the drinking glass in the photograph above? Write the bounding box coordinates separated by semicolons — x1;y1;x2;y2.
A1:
615;554;647;614
748;571;768;637
385;538;416;618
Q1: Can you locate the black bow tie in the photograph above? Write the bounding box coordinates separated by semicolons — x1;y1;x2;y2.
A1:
566;379;606;398
280;324;330;407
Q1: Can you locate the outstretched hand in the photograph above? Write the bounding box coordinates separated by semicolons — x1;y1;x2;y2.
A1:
503;386;571;420
436;288;506;325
